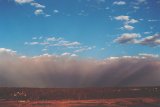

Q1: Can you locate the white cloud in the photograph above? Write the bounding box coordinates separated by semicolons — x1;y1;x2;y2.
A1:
66;42;80;46
155;39;160;44
46;37;63;42
15;0;33;4
139;34;160;46
25;36;96;55
45;14;51;17
115;15;129;21
34;9;44;15
139;53;159;58
132;0;147;10
115;16;138;24
14;0;48;17
61;52;78;57
25;42;39;45
53;10;59;14
115;15;138;31
31;2;45;8
30;42;39;45
70;54;78;57
113;1;126;5
123;25;134;30
0;48;17;56
115;33;160;47
74;46;95;53
25;36;80;48
127;19;138;24
46;37;56;42
54;41;80;47
114;33;140;43
61;52;72;56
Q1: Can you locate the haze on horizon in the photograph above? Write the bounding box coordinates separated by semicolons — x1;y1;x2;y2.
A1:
0;0;160;88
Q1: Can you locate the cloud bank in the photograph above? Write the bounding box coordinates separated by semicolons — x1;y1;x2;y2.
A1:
0;48;160;88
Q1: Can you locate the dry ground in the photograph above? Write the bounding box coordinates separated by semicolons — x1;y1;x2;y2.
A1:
0;97;160;107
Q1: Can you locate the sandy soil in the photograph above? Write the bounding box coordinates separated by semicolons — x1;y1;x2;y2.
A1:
0;98;160;107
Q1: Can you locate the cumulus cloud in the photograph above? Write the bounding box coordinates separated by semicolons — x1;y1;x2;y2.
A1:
30;2;45;8
115;15;138;31
115;33;160;47
14;0;48;17
14;0;45;8
114;33;140;43
15;0;33;4
0;48;160;87
113;1;126;5
0;48;17;56
123;25;134;30
139;34;160;46
127;19;138;24
34;9;44;15
115;15;129;21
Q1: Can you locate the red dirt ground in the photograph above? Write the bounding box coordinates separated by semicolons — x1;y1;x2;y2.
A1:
0;97;160;107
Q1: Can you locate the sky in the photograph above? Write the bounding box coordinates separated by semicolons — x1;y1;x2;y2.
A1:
0;0;160;87
0;0;160;58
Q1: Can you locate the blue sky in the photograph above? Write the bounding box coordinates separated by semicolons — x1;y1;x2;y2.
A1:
0;0;160;59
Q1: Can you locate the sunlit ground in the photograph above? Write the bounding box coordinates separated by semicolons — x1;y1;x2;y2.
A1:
1;98;160;107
